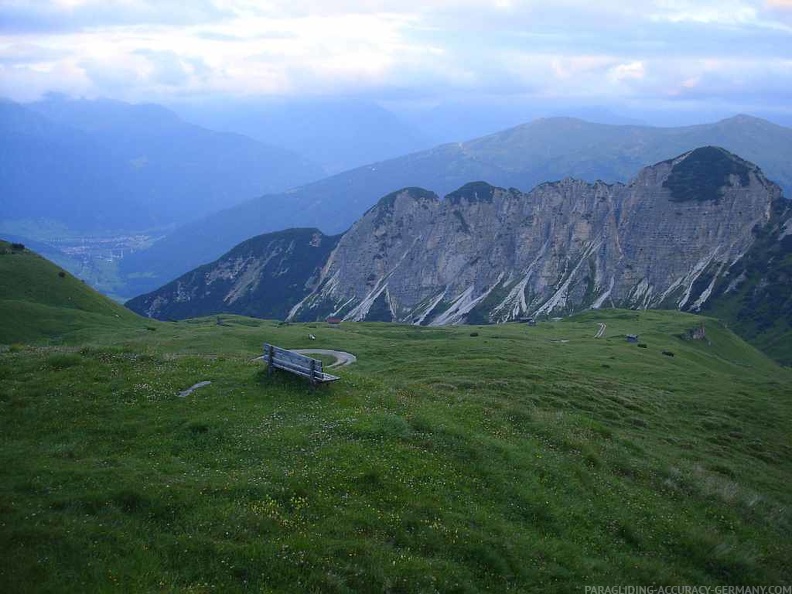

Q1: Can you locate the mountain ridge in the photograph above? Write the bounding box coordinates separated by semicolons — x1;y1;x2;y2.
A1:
126;147;791;363
120;114;792;296
1;97;324;232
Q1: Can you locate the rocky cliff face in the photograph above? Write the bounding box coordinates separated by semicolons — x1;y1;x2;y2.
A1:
126;228;339;320
288;147;783;324
698;197;792;365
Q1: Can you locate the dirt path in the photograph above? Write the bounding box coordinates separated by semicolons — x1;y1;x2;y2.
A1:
293;349;357;368
595;323;606;338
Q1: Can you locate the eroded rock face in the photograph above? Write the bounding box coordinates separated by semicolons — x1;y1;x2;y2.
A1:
289;147;783;324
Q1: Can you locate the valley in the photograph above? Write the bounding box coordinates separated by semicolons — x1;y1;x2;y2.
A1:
49;232;156;262
43;232;163;302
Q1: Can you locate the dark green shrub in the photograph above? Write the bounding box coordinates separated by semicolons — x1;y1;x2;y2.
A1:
46;353;81;370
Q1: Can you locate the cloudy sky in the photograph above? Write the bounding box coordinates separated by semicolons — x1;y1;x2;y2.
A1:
1;0;791;118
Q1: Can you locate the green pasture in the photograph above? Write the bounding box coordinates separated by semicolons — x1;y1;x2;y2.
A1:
1;306;790;592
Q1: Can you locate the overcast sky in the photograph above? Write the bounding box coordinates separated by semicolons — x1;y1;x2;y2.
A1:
1;0;791;118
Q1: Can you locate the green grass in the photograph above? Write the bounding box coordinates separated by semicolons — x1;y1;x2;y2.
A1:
1;308;791;592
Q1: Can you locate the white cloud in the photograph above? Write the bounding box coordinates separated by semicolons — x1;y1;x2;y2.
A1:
0;0;789;114
608;61;646;83
651;0;758;25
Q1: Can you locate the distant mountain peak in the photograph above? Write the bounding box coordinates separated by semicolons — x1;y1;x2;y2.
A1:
2;97;324;234
723;113;764;124
715;113;789;130
364;187;439;226
377;187;438;208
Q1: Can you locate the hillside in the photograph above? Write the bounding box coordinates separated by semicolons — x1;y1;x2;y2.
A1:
1;97;323;233
120;114;792;295
1;310;790;590
0;240;145;344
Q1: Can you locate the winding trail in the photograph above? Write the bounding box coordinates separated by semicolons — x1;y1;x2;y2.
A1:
293;349;357;368
595;323;607;338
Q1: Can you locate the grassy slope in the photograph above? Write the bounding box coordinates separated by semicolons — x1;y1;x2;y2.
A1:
1;309;790;592
0;240;145;344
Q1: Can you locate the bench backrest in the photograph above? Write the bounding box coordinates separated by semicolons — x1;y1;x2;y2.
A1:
264;343;323;381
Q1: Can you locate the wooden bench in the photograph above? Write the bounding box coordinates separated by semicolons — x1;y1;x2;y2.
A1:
263;343;340;386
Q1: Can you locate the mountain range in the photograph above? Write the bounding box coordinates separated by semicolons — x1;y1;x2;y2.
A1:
126;147;792;364
172;97;430;175
120;114;792;297
0;96;323;233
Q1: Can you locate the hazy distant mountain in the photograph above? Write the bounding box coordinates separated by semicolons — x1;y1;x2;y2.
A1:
399;102;648;145
0;101;138;230
121;114;792;296
0;97;323;232
171;97;429;174
396;100;792;139
127;147;791;363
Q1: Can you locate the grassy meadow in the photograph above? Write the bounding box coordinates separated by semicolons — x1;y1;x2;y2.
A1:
1;303;791;592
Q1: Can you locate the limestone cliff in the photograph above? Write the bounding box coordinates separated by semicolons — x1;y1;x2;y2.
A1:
288;147;783;324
